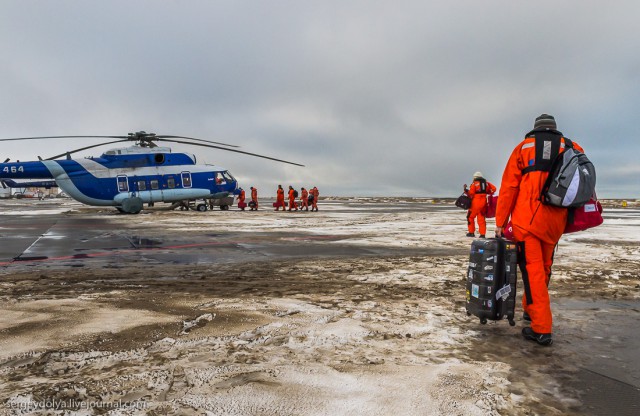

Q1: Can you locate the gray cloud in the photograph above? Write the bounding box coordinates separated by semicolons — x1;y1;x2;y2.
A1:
1;1;638;198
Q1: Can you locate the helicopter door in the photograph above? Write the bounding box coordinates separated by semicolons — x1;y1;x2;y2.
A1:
117;175;129;193
181;171;192;188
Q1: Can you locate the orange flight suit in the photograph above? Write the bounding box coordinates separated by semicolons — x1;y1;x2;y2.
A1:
251;187;258;210
301;188;309;210
496;130;584;334
467;179;496;235
237;189;245;210
288;188;298;211
311;187;319;211
276;187;285;211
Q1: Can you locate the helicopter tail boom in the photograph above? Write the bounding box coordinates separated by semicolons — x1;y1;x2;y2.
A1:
0;161;55;180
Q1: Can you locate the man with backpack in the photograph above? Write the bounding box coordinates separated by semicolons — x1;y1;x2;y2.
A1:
465;172;496;238
495;114;588;346
288;185;299;211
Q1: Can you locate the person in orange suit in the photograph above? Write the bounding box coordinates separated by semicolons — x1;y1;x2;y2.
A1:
275;185;285;211
250;186;258;210
310;186;319;211
237;188;246;210
465;172;496;238
300;187;309;211
495;114;586;346
288;186;298;211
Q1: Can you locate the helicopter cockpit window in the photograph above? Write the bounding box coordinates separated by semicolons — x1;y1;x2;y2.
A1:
150;179;159;190
222;171;234;182
181;172;192;188
215;172;226;185
137;180;147;191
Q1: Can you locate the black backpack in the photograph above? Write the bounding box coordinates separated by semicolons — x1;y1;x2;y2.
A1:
293;190;299;198
455;192;472;210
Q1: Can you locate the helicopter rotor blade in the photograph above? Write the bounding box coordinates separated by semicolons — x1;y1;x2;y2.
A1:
0;135;129;142
155;135;240;148
45;139;132;160
159;138;305;167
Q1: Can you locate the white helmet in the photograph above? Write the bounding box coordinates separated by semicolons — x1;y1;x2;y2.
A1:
473;171;483;179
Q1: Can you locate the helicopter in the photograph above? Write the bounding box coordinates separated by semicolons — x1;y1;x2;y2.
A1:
0;131;303;214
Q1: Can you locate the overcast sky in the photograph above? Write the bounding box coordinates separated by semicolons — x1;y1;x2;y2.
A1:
1;1;638;198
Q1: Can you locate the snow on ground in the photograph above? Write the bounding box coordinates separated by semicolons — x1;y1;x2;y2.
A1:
0;198;638;415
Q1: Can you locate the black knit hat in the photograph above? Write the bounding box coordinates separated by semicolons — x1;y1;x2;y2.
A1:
534;114;557;130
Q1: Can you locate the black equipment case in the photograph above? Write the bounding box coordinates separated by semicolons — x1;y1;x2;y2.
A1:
465;238;517;326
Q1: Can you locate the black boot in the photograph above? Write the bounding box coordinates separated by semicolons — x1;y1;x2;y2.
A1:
522;327;553;346
523;312;531;321
466;233;475;237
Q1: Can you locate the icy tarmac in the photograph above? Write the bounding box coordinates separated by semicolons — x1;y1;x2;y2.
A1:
0;197;638;415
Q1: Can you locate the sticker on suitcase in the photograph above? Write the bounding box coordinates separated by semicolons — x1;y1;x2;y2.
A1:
471;284;479;298
495;284;512;301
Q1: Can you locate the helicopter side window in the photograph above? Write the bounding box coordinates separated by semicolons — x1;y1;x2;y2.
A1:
150;179;159;190
137;180;147;191
166;177;176;189
181;172;192;188
117;175;128;192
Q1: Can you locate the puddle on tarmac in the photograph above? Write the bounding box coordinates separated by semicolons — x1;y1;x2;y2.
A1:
127;236;163;248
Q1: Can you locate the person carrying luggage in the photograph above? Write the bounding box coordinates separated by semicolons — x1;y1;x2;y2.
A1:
495;114;586;346
250;186;258;210
237;188;246;210
466;172;496;238
275;185;285;211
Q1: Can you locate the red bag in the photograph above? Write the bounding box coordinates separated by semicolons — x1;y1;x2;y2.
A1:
485;195;497;218
503;221;515;241
238;201;247;209
564;198;603;233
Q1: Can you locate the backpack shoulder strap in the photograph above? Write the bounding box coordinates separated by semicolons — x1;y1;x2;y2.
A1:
563;137;574;149
521;130;564;175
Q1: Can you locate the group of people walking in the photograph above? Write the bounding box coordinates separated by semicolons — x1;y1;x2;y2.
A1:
235;186;260;211
234;185;320;212
275;185;319;212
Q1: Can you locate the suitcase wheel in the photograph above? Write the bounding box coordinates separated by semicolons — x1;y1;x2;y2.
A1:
480;318;487;325
508;319;515;326
466;312;471;316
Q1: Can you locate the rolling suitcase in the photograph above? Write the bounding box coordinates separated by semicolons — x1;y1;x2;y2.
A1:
465;238;517;326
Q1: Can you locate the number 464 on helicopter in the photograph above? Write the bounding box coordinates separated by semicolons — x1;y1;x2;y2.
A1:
0;131;304;214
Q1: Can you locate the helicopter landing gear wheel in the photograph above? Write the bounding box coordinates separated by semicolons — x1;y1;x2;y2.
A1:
220;205;229;211
196;203;208;212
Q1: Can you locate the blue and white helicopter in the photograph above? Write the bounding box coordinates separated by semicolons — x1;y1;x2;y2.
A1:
0;131;303;213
